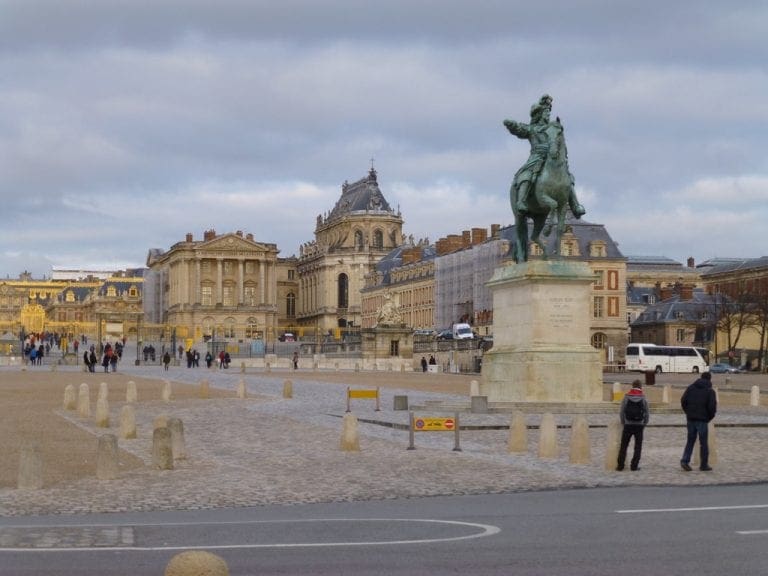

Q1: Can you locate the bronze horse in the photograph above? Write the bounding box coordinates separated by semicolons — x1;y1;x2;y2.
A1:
510;118;578;263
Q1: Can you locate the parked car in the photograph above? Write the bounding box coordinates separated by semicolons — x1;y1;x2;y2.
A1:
278;333;296;342
413;329;435;337
709;363;743;374
436;329;454;340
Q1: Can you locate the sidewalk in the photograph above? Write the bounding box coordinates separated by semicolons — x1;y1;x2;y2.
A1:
1;365;768;517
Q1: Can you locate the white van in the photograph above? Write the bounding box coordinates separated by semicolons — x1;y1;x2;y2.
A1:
452;323;474;340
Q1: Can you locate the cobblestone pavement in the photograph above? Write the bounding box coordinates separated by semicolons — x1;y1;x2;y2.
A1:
1;365;768;518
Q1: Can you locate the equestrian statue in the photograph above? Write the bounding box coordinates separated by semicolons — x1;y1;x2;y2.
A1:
504;94;585;262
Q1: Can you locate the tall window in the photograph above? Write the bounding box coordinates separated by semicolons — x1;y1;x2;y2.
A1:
246;318;258;339
224;317;236;338
201;285;213;306
223;285;235;307
244;286;257;306
593;296;604;318
286;292;296;317
355;230;364;249
373;230;383;248
338;274;349;308
593;270;604;289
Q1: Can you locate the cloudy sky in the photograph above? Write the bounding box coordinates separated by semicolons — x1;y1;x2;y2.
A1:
1;0;767;278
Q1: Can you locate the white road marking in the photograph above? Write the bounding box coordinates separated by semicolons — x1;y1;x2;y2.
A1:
616;504;768;514
0;518;501;552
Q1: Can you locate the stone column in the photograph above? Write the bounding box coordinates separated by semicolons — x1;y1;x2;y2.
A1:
259;261;266;304
216;258;223;304
195;259;202;305
238;259;244;305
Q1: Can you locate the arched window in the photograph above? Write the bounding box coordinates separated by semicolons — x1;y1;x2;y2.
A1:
338;274;349;308
245;317;258;339
286;292;296;317
373;230;384;248
224;317;236;338
591;332;607;349
354;230;364;249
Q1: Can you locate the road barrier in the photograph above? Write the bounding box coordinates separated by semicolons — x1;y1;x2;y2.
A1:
407;411;461;451
346;387;380;412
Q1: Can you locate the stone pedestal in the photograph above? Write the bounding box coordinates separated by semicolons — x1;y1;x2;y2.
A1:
481;260;602;403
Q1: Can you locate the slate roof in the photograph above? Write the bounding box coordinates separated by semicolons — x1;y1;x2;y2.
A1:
373;244;437;285
499;217;625;260
699;256;768;277
327;168;395;221
631;290;711;326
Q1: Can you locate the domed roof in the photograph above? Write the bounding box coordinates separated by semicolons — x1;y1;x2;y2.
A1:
327;168;394;221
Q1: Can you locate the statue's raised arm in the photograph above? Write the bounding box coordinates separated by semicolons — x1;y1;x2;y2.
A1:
503;94;586;263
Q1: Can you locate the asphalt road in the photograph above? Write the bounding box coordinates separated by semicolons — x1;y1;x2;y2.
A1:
2;484;768;575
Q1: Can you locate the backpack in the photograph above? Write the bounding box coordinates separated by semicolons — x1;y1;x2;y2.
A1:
624;398;645;422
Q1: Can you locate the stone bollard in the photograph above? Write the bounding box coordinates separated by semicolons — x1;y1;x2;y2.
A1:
283;379;293;399
751;385;760;407
98;381;109;402
569;415;591;465
152;427;174;470
120;405;137;439
335;362;339;372
470;380;480;397
77;383;91;418
240;362;246;374
199;379;210;399
393;395;409;411
470;396;488;414
354;363;360;372
399;363;405;372
162;379;172;402
604;419;621;471
63;384;77;411
154;415;169;430
612;382;622;402
266;362;271;373
538;413;558;459
95;397;110;428
237;379;247;399
167;417;187;460
96;434;119;480
126;380;138;403
662;384;671;404
340;413;360;451
17;441;43;490
507;410;528;453
164;551;229;576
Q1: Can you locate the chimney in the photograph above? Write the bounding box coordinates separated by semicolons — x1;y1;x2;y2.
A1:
490;224;501;238
447;234;463;252
401;247;422;265
203;229;216;241
680;284;694;300
185;233;193;242
462;230;471;248
246;233;254;241
471;227;488;245
687;257;695;268
236;230;243;237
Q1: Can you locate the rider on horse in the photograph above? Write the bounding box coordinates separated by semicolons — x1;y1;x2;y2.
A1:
504;94;585;218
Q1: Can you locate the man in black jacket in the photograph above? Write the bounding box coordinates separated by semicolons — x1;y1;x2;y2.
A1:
680;371;717;471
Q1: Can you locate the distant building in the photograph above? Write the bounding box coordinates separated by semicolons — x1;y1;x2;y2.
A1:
297;167;403;336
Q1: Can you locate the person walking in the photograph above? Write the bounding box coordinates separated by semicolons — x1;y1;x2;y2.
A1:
162;351;171;371
421;356;428;372
680;371;717;471
292;350;299;370
616;380;649;471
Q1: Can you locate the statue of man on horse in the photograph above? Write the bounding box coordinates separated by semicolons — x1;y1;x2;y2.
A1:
504;95;586;262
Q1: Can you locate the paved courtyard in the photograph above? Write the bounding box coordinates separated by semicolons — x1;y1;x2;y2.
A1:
1;364;768;517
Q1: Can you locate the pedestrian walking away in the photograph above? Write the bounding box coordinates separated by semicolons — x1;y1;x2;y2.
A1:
616;380;649;471
680;371;717;472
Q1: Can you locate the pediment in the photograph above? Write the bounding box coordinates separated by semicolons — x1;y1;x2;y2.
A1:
198;234;270;253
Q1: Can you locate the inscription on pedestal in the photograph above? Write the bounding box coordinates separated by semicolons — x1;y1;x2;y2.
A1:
548;296;575;328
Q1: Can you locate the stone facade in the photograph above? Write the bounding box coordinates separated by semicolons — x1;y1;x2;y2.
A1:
145;229;294;343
